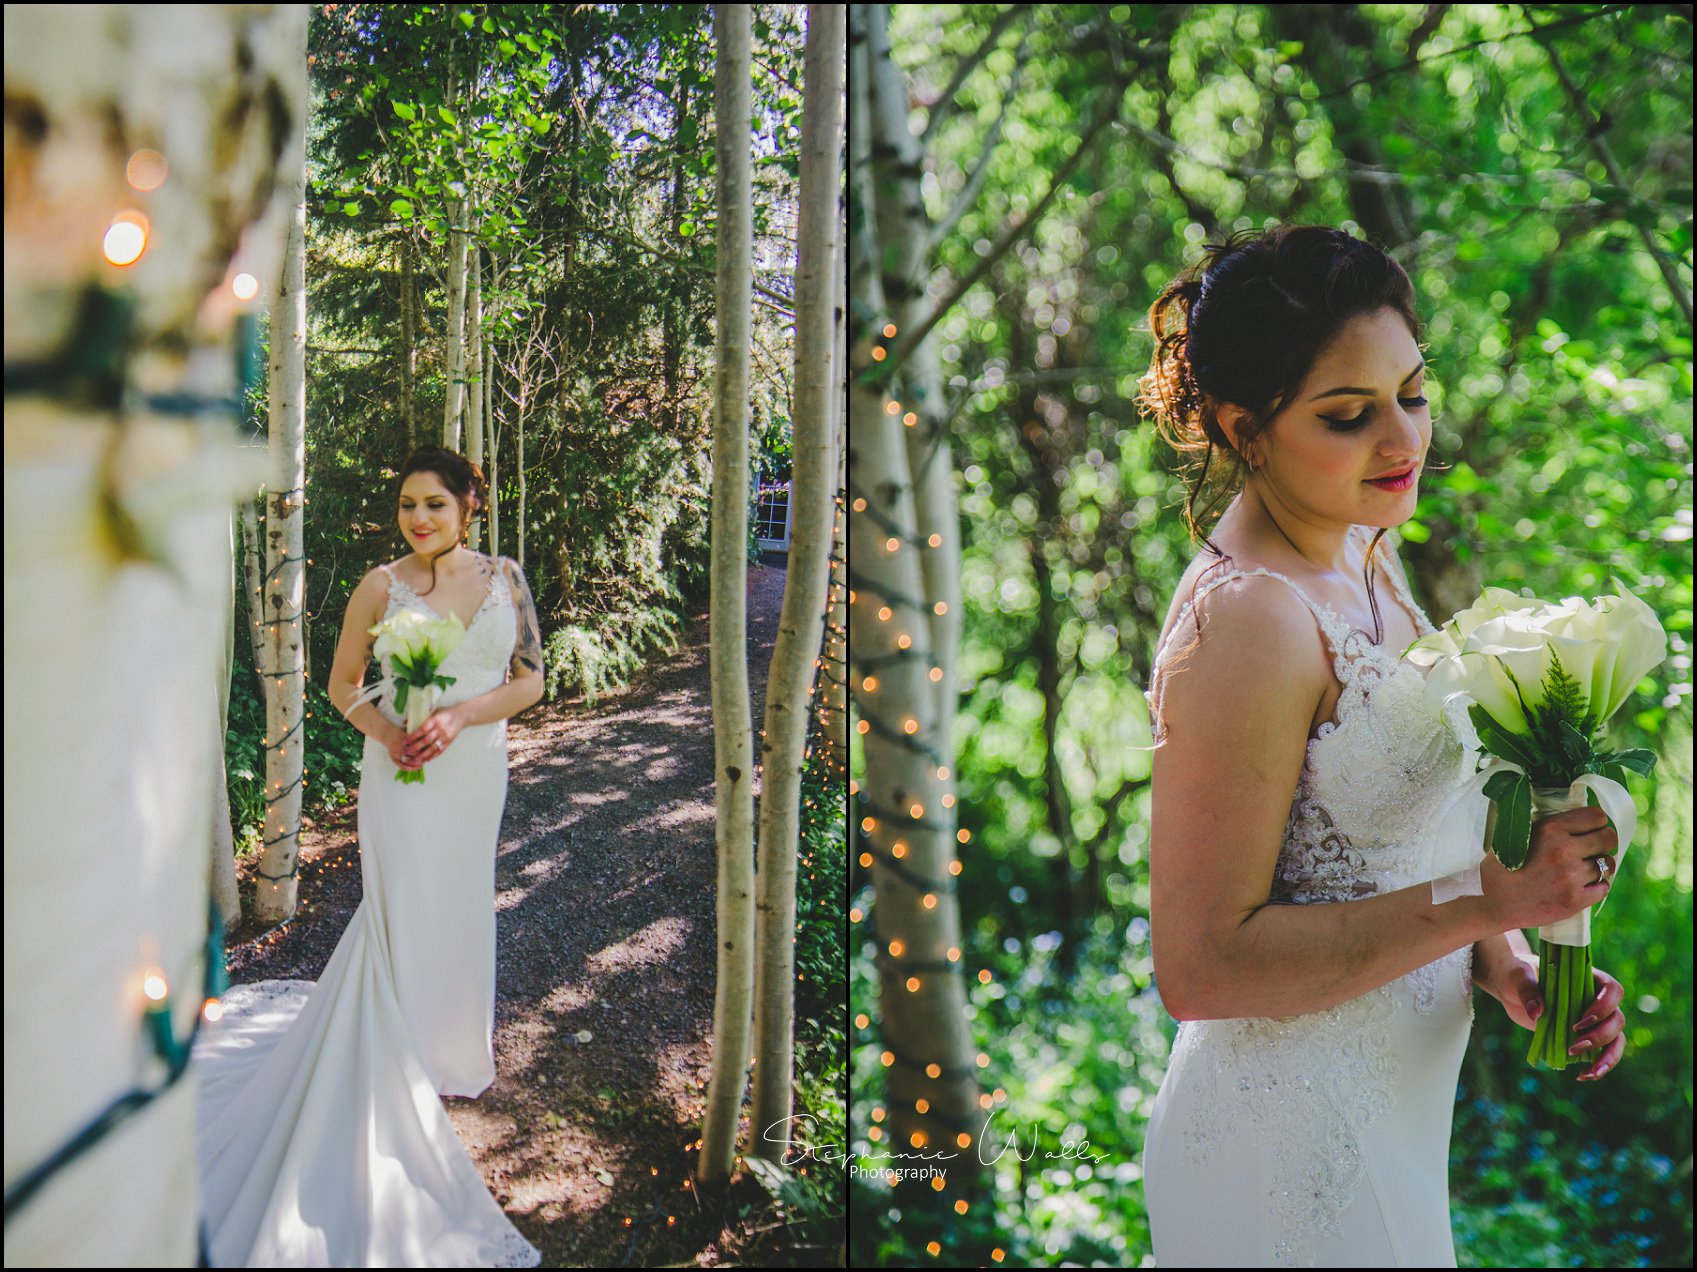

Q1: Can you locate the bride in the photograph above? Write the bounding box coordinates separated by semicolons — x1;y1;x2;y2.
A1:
193;445;546;1266
1133;227;1629;1267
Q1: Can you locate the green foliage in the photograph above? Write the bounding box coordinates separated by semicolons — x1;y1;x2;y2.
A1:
223;669;367;859
1539;654;1594;739
1484;768;1533;869
543;603;681;706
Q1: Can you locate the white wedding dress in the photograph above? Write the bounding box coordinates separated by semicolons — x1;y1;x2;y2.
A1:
1140;528;1479;1268
192;560;539;1267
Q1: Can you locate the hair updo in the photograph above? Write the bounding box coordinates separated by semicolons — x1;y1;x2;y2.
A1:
1135;224;1426;644
395;445;490;599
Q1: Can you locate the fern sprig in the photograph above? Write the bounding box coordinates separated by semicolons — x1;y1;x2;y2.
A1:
1536;650;1596;741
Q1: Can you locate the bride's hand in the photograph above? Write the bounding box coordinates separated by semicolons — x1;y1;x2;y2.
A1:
403;705;464;764
1483;949;1544;1032
384;725;425;771
1488;957;1626;1081
1565;965;1627;1082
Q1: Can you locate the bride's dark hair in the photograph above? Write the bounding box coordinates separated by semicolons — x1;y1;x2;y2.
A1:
1135;224;1428;649
395;445;490;599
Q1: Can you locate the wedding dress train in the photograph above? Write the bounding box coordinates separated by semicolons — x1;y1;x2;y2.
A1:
1140;527;1478;1268
193;559;539;1267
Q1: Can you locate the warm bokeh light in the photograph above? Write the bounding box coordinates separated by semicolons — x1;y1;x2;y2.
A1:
142;970;168;1001
125;148;168;191
232;272;260;301
103;218;147;266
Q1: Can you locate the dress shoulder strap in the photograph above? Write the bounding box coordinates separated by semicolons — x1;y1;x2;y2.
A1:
1145;565;1356;746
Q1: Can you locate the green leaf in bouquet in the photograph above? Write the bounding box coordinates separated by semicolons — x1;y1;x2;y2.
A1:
1482;769;1532;868
1467;703;1539;770
1553;717;1593;775
1603;748;1656;775
1538;653;1590;733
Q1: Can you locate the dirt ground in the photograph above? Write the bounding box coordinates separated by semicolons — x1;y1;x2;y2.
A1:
223;562;824;1266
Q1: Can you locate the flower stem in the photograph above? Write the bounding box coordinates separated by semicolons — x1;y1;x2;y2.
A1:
1528;940;1594;1069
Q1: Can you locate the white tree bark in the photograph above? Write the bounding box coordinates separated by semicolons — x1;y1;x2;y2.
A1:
484;259;497;556
466;235;484;548
751;0;844;1161
209;509;240;930
254;149;309;925
698;0;755;1188
443;185;468;448
848;1;984;1188
823;230;849;776
239;494;267;698
2;5;306;1264
400;233;416;450
516;377;527;570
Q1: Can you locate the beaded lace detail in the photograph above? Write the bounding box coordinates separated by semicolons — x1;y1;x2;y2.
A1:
1147;527;1477;1267
374;559;516;728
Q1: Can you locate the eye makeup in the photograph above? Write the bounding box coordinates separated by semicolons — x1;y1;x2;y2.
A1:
1323;395;1428;431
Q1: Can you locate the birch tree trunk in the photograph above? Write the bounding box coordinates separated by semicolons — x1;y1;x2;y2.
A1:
400;232;416;450
443;192;467;450
486;337;499;557
848;1;985;1195
240;494;268;699
254;153;309;925
698;0;755;1188
484;262;497;556
517;378;527;571
2;6;304;1264
822;233;849;776
751;0;845;1161
466;235;483;549
209;509;240;930
442;64;468;453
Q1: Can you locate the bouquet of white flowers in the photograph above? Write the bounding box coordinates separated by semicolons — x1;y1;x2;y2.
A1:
1406;581;1666;1069
363;609;467;785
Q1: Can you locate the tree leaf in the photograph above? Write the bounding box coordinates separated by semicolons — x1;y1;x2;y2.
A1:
393;100;416;121
391;198;414;220
343;201;361;216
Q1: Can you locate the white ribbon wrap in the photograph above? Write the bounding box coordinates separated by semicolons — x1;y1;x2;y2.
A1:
1426;759;1635;948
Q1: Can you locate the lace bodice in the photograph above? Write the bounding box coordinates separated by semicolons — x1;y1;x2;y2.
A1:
371;559;517;729
1143;526;1480;1267
1145;526;1478;905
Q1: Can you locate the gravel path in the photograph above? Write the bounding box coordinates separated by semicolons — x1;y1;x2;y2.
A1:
224;561;792;1266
